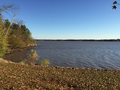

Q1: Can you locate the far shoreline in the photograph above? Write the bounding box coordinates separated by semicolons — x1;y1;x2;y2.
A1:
35;39;120;41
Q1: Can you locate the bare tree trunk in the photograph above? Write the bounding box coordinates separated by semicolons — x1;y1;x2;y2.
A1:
0;3;19;39
5;14;18;39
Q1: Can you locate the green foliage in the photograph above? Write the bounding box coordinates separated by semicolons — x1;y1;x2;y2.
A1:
12;23;19;30
0;13;36;56
4;19;10;29
26;49;40;66
0;16;8;56
21;25;31;37
0;37;8;56
0;5;36;56
19;59;28;65
5;19;35;49
7;33;26;48
39;59;50;66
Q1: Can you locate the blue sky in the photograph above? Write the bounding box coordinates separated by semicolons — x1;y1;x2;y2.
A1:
0;0;120;40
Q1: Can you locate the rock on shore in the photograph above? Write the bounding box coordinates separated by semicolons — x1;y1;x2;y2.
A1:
5;43;39;54
27;43;39;47
0;58;15;63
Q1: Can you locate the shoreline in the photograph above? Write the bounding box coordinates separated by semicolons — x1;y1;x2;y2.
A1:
5;43;39;54
0;58;119;71
35;39;120;41
0;43;120;71
0;43;39;62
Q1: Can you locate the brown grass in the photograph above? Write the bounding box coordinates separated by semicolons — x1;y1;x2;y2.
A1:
0;62;120;89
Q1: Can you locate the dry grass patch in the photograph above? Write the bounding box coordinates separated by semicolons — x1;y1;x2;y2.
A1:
0;62;120;89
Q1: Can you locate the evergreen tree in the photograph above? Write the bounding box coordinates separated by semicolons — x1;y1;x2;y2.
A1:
4;19;10;29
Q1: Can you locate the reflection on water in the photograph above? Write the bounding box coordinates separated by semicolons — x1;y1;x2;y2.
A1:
3;41;120;70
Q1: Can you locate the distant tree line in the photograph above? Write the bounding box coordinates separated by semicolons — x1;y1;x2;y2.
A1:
35;39;120;41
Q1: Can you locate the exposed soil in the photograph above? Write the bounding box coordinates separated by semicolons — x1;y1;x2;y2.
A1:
0;46;32;63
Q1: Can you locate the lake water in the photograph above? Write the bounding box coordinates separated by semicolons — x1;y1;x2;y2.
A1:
4;41;120;70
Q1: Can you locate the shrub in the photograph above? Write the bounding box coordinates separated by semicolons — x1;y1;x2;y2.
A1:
27;49;40;66
19;59;28;65
19;60;26;65
39;59;50;66
0;37;8;56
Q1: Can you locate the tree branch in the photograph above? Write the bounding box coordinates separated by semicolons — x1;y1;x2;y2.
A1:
0;3;19;14
5;14;18;39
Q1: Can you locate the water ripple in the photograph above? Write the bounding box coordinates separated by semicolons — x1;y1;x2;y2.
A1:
4;41;120;70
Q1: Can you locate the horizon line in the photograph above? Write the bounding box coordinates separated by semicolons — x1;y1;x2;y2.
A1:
34;39;120;40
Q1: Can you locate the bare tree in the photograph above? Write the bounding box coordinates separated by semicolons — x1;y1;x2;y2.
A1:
5;14;18;38
0;3;19;39
0;3;19;15
14;18;25;26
